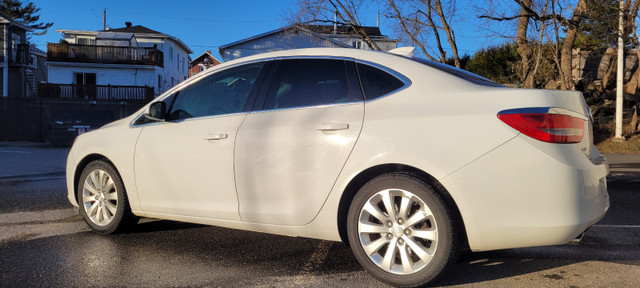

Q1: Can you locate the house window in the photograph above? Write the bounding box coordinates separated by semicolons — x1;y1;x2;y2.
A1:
352;41;362;49
31;55;37;68
74;72;97;99
170;47;173;60
77;37;96;45
10;34;21;63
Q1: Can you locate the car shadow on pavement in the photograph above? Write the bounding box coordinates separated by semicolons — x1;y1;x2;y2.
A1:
3;218;638;287
432;236;640;287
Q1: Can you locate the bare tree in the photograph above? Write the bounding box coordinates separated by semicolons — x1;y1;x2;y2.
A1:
289;0;381;50
559;0;586;90
385;0;461;67
479;0;587;89
290;0;462;67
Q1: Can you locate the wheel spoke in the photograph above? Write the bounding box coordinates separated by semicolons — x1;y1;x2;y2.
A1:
83;182;98;196
405;236;434;263
411;229;437;241
381;237;398;270
381;191;397;222
398;244;414;274
86;201;98;217
404;211;428;227
95;205;103;223
105;191;118;201
83;195;97;205
104;177;115;193
101;204;110;223
89;172;98;190
397;195;411;219
363;236;388;256
359;222;389;234
363;201;389;223
105;201;117;215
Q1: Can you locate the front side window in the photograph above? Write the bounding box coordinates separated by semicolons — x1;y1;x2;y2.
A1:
263;59;362;110
167;62;265;120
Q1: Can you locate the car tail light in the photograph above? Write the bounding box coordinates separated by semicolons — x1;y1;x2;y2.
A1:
498;108;585;143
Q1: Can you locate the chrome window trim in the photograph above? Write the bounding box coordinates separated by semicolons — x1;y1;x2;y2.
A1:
130;59;271;128
131;111;251;128
247;100;363;115
252;56;411;113
352;59;412;102
131;55;413;126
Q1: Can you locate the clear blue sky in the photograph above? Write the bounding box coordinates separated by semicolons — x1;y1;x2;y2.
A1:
30;0;501;61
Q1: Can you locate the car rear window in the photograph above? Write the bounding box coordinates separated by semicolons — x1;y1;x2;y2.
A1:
410;57;504;87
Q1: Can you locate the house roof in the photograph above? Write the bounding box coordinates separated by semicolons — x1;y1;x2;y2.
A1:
301;24;383;36
219;24;351;50
104;25;163;35
0;14;32;31
29;44;46;57
56;24;193;54
190;51;221;65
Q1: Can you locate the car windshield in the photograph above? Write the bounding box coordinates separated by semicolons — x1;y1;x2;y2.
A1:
408;56;505;88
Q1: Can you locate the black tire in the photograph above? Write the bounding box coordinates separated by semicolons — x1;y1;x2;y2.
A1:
77;160;138;234
346;173;459;287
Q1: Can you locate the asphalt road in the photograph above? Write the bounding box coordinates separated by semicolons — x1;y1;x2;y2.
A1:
1;142;639;287
1;175;639;287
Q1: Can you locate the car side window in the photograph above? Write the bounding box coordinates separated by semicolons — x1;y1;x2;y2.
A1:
167;62;264;120
262;59;362;110
356;63;405;100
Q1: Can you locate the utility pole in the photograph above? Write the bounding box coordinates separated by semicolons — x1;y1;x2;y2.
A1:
615;0;624;139
103;9;106;30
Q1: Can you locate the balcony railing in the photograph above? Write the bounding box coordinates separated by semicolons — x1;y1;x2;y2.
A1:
47;43;164;67
37;83;155;102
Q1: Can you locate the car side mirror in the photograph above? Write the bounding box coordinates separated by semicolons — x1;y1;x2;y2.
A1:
147;102;167;122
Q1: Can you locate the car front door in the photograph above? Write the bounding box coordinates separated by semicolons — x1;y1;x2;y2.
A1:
134;62;266;220
235;59;365;225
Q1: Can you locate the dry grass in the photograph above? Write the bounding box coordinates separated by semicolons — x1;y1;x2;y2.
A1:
596;134;640;154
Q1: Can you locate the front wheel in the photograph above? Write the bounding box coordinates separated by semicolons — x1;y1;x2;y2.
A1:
346;173;459;287
77;160;138;234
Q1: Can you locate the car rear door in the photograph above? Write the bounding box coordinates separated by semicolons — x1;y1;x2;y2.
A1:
234;58;365;225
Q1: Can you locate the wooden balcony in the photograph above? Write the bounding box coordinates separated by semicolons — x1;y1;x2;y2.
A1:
47;43;164;67
37;83;155;102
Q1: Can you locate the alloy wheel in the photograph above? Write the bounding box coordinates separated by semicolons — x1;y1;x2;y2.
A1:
357;188;438;275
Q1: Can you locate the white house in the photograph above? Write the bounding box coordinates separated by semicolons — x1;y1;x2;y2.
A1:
219;24;398;61
45;23;192;99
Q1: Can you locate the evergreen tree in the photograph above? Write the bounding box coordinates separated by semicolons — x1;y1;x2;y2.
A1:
0;0;52;35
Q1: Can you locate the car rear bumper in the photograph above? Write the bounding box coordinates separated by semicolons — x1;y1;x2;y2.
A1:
441;135;609;252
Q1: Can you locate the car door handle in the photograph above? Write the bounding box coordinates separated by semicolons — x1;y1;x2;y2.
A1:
316;122;349;132
204;133;228;141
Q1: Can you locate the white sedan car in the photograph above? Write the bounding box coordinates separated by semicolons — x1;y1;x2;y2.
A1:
66;48;609;287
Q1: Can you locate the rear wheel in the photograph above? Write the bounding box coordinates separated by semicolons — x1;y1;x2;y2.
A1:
347;173;458;287
77;160;137;234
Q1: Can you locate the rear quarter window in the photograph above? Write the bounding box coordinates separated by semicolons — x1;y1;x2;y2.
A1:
356;63;405;100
